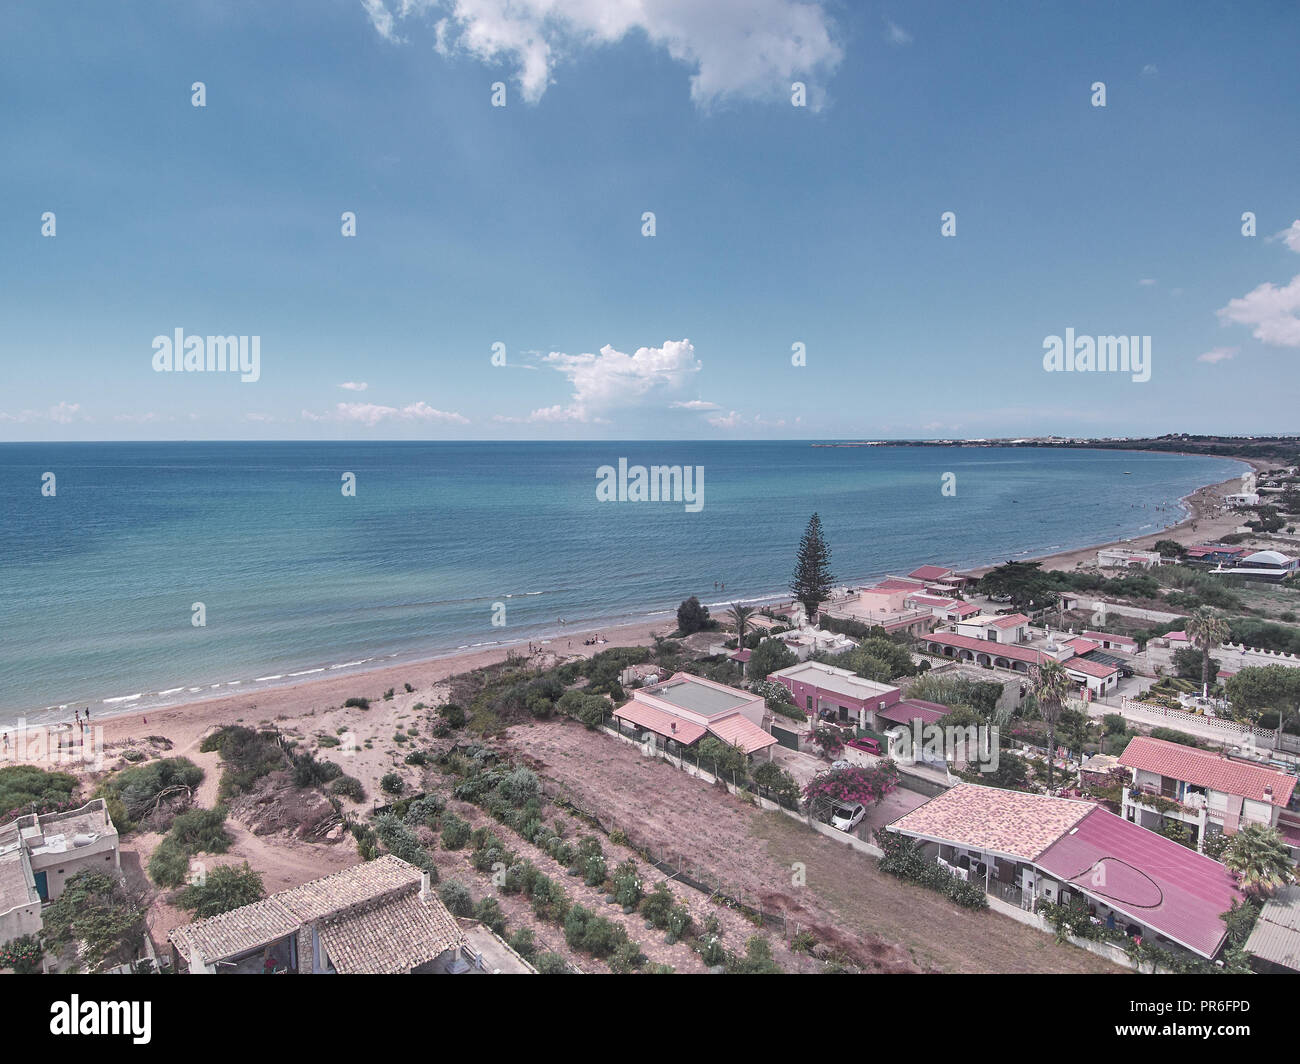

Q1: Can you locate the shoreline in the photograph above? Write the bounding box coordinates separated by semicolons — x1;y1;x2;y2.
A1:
3;455;1263;741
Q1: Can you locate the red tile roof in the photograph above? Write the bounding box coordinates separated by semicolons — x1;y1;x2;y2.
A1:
908;565;953;581
877;699;951;727
1082;630;1138;649
1065;638;1102;655
1119;736;1297;806
707;713;779;754
1036;806;1242;958
924;632;1046;664
1063;657;1120;678
875;578;925;592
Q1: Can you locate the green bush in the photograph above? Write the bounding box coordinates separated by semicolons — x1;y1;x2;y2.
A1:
439;879;474;917
175;862;265;917
441;813;472;850
507;926;537;960
380;772;405;795
331;775;366;802
534;952;569;974
95;757;205;831
438;703;467;728
344;697;370;709
473;897;507;935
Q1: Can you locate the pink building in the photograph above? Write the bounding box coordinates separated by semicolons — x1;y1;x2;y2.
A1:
767;660;902;728
612;672;778;760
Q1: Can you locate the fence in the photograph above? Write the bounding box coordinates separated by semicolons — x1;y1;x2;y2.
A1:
1120;696;1274;747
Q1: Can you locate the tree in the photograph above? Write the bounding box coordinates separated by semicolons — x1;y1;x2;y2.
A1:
1173;646;1219;685
803;762;899;809
0;765;79;821
790;513;835;619
747;637;798;683
976;561;1059;610
1032;658;1072;789
676;596;711;635
1153;539;1188;559
176;862;265;917
1225;665;1300;732
40;870;145;972
727;603;756;647
1185;606;1230;693
1224;824;1296;898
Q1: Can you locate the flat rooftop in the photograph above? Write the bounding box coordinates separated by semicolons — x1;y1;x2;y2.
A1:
643;677;752;716
770;661;899;701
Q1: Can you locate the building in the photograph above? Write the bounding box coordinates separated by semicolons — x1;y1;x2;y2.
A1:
611;671;778;760
889;783;1243;960
168;855;487;974
766;660;902;728
921;623;1123;697
953;613;1031;644
1184;544;1249;567
1244;884;1300;973
1096;548;1163;569
1213;549;1299;584
1;799;120;949
1118;736;1299;852
1224;492;1261;508
1081;630;1139;655
818;584;936;636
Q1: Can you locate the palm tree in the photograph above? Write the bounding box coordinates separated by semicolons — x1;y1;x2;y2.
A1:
1032;658;1072;790
1224;824;1296;898
1185;606;1230;695
727;603;756;649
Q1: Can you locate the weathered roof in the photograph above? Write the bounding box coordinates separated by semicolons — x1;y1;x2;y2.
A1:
1082;630;1138;648
908;565;953;581
924;632;1045;664
1119;737;1297;807
1037;806;1242;959
317;890;463;974
877;699;951;728
1245;884;1300;971
1063;656;1120;678
990;613;1030;629
169;855;443;965
889;783;1091;860
641;673;755;717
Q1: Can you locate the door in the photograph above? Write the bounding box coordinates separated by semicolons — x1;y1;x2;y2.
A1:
33;871;48;902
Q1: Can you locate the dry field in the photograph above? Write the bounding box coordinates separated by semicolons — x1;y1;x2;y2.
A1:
507;719;1122;974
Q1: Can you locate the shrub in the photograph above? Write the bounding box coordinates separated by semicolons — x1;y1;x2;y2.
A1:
374;813;436;873
441;813;472;850
383;688;395;701
507;926;537;960
380;773;405;795
39;870;144;973
94;757;205;832
474;896;507;934
608;939;645;973
640;882;675;928
405;750;429;766
331;775;366;802
534;952;569;974
0;933;43;973
611;859;643;908
875;829;987;909
729;934;782;974
175;862;265;917
438;703;467;728
439;879;475;917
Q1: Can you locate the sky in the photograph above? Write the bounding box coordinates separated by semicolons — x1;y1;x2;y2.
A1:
1;0;1298;442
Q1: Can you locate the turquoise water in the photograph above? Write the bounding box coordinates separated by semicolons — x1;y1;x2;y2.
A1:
0;442;1244;722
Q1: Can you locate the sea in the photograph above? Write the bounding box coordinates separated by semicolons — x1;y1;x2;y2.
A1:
0;441;1246;723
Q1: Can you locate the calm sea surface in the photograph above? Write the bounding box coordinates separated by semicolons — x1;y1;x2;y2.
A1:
0;442;1245;722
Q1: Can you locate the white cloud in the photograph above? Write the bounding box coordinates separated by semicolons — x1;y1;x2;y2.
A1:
884;18;912;46
1217;274;1300;348
529;338;701;422
1142;63;1158;76
361;0;843;107
49;401;83;424
670;399;720;411
706;409;786;430
113;412;160;423
1273;220;1300;253
1138;278;1157;286
306;401;470;426
339;381;369;391
1197;346;1237;364
1;402;88;424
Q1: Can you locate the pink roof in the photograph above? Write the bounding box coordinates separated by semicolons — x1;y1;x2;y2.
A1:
706;713;779;754
952;602;981;616
1166;631;1189;641
877;699;951;727
1066;638;1102;654
908;565;953;581
925;632;1046;665
1063;656;1120;678
875;578;925;592
1082;630;1137;648
613;702;707;745
729;649;752;662
890;784;1090;860
1036;806;1242;958
990;613;1029;629
1119;736;1297;807
907;594;958;608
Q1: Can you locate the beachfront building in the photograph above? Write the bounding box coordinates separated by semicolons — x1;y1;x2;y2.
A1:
1184;544;1249;567
766;660;902;729
906;565;973;593
888;783;1243;960
1213;549;1299;584
0;799;121;951
818;583;936;636
1118;736;1300;853
611;672;778;762
1096;548;1164;569
1225;492;1261;508
953;613;1031;644
166;856;524;974
921;623;1123;697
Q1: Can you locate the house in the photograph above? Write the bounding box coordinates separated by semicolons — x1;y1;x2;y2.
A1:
168;855;481;974
1184;544;1249;567
1225;492;1261;508
774;626;857;662
905;565;973;592
954;613;1031;644
1096;548;1163;569
905;593;982;624
1081;630;1139;655
1118;736;1299;853
888;783;1243;960
1;799;121;950
921;624;1123;696
1244;884;1300;973
818;583;936;636
766;660;902;730
1213;549;1299;584
611;672;778;760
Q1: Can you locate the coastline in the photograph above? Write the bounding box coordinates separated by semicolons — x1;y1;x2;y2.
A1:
4;455;1262;744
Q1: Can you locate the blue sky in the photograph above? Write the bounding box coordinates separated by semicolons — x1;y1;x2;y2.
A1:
2;0;1298;441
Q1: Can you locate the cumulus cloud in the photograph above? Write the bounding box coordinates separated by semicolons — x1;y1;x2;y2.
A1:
1272;220;1300;253
2;402;87;424
524;338;701;422
670;399;721;411
361;0;843;107
1217;275;1300;348
339;381;369;391
1198;347;1237;364
304;401;470;426
706;409;787;430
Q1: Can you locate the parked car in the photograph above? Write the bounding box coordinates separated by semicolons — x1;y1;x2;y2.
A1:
847;736;882;756
830;802;866;832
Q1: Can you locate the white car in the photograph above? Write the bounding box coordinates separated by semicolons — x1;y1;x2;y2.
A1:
830;802;866;832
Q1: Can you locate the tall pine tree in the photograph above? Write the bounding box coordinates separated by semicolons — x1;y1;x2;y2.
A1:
790;513;834;620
